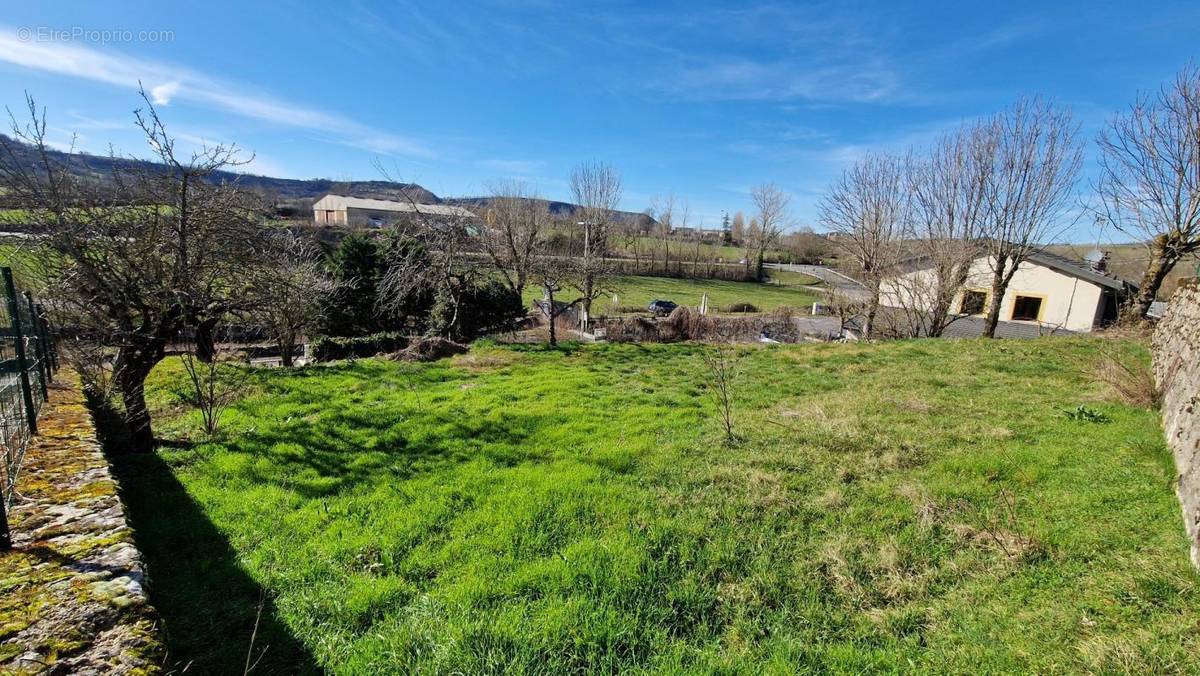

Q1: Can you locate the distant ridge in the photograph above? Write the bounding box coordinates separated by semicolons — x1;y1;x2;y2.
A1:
0;135;652;223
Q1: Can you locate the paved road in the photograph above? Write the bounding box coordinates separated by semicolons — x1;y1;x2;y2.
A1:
769;264;869;300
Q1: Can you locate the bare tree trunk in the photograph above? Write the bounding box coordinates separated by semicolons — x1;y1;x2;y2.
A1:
279;329;296;367
982;261;1009;338
863;278;882;339
114;356;158;453
545;287;558;347
1129;243;1178;319
194;317;218;363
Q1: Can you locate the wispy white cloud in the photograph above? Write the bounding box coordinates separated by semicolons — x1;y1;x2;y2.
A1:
654;57;900;104
149;80;180;105
0;28;433;158
602;4;1048;106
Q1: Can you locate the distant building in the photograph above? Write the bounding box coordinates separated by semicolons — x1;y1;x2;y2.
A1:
312;194;475;227
881;249;1135;333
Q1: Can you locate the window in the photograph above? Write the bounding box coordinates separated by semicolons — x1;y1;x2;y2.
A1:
1011;295;1043;322
960;290;987;315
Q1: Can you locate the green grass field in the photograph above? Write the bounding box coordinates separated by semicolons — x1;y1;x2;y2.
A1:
612;236;793;265
119;337;1196;673
522;274;822;315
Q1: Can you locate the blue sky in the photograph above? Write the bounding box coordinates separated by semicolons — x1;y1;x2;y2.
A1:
1;1;1198;240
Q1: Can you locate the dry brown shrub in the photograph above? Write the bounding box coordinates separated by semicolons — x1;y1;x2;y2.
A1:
1089;347;1160;408
390;337;469;362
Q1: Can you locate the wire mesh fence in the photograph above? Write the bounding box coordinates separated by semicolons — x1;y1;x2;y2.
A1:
0;266;57;549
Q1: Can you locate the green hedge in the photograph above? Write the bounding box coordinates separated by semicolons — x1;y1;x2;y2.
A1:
310;332;409;362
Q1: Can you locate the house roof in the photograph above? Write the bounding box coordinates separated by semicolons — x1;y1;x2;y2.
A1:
313;194;476;218
1023;250;1132;291
896;246;1134;292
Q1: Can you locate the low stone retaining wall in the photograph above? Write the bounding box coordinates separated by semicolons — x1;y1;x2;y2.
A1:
0;374;163;673
1153;280;1200;570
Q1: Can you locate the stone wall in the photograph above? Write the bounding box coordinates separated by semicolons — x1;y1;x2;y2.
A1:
1153;280;1200;569
0;374;163;674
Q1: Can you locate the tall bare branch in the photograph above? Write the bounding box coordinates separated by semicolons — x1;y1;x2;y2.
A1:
1096;63;1200;318
978;98;1083;337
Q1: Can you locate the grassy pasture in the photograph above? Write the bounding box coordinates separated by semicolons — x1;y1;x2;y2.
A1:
611;236;793;265
119;337;1197;674
522;274;822;315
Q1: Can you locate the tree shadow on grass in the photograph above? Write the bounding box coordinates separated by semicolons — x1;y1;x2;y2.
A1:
216;407;549;500
111;452;322;675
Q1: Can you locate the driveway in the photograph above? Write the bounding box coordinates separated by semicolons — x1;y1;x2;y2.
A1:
769;264;869;300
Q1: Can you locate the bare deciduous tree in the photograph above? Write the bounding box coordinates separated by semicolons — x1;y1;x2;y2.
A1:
479;179;548;295
748;183;790;281
648;194;692;275
1097;64;1200;318
530;253;582;347
569;161;622;325
179;331;250;437
889;122;994;337
978;98;1083;337
819;152;908;339
701;341;742;443
250;230;336;367
371;164;485;339
0;91;267;452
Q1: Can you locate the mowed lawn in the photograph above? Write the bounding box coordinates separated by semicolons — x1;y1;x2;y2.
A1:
121;338;1197;674
521;274;822;315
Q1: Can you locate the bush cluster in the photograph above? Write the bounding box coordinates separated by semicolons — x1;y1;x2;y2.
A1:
310;332;409;362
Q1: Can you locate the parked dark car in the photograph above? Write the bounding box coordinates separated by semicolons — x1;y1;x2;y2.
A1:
647;299;678;316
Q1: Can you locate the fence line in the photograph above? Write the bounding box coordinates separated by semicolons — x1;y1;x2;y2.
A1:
0;266;58;549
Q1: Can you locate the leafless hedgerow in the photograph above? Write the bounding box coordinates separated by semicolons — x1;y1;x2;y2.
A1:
647;194;688;275
1096;64;1200;319
823;282;870;342
604;306;801;343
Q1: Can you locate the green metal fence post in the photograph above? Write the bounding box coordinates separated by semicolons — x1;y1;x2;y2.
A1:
37;304;56;372
24;292;48;401
2;268;37;436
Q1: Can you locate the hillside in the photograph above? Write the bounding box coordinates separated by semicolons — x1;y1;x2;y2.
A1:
452;195;653;227
0;135;651;223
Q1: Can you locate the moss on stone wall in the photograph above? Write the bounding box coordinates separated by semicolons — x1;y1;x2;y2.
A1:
0;374;164;674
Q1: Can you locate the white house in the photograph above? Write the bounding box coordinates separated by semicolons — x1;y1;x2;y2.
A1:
881;250;1133;333
312;194;475;227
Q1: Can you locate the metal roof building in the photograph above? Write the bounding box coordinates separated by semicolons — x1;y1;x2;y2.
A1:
312;194;476;226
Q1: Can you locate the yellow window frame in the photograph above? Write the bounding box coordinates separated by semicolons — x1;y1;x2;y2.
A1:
958;288;990;316
1009;292;1048;323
